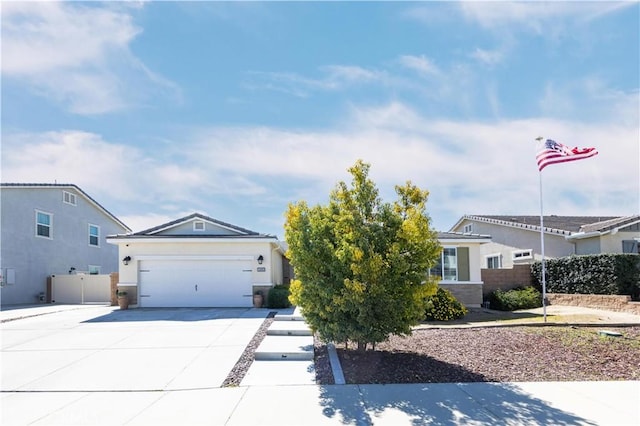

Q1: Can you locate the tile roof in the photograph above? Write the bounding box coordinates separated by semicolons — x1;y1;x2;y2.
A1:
1;182;131;232
459;215;620;235
578;215;640;233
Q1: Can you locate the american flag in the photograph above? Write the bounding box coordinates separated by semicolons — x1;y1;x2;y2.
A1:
536;139;598;171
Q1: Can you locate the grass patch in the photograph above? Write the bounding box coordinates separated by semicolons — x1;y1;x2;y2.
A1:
525;326;640;351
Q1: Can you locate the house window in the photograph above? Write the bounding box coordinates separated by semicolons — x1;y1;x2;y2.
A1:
622;240;639;254
430;247;458;281
63;191;77;205
486;254;502;269
88;265;101;275
512;249;533;261
193;221;205;231
36;210;52;238
463;224;473;234
89;224;100;247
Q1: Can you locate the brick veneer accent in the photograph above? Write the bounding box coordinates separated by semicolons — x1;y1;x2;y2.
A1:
481;264;534;298
110;272;119;306
547;293;640;315
440;283;482;307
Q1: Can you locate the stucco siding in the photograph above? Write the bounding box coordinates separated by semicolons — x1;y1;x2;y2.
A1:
574;238;601;255
601;230;639;254
115;240;278;288
1;186;128;305
454;219;575;267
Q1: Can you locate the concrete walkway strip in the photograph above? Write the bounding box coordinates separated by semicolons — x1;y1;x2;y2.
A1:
327;343;346;385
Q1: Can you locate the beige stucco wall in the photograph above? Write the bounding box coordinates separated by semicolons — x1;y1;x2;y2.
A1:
600;231;640;254
111;240;283;288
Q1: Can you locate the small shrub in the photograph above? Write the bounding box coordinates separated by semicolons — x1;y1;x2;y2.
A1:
424;288;467;321
267;284;291;308
488;287;542;311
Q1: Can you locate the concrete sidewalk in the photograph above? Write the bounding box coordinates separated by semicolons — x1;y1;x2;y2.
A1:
2;304;639;425
2;381;638;425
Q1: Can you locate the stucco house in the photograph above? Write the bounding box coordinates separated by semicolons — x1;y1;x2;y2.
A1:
450;215;640;270
432;232;491;307
106;213;286;308
0;183;131;306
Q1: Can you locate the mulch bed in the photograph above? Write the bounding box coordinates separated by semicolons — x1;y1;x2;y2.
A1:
314;326;640;385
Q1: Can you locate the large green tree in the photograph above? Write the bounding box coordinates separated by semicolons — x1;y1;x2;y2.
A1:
285;160;441;351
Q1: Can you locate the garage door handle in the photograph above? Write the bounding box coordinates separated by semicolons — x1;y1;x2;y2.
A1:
195;284;198;291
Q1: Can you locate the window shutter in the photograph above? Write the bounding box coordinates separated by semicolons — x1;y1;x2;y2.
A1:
457;247;470;281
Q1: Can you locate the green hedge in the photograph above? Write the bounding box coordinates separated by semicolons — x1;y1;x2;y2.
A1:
488;287;542;311
267;284;291;308
424;288;467;321
531;254;640;300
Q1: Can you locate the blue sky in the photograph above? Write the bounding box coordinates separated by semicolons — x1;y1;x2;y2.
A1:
2;1;639;238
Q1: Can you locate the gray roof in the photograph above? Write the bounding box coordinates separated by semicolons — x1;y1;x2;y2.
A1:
133;212;262;236
108;212;276;239
457;215;622;235
578;215;640;233
1;182;131;232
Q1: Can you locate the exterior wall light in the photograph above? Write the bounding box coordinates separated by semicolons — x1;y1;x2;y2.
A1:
122;256;132;266
257;255;264;265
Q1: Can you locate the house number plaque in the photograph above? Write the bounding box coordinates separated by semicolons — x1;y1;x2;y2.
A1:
257;267;266;272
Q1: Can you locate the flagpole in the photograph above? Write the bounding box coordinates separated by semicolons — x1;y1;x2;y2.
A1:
536;136;547;323
539;170;547;323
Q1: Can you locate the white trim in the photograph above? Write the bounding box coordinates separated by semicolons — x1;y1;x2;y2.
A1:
439;281;484;285
438;238;490;244
512;249;533;261
107;237;278;244
135;255;255;261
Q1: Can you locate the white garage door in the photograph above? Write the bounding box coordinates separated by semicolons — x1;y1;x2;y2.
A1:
138;259;253;307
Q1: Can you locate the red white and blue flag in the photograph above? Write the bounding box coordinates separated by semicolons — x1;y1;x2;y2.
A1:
536;139;598;171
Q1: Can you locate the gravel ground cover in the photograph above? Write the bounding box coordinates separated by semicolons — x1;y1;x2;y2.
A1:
314;326;640;385
221;311;276;387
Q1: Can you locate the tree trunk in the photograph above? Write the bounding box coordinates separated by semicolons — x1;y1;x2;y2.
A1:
357;341;368;352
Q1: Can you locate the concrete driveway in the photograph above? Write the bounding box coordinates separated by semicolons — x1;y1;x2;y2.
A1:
2;305;639;426
1;306;267;393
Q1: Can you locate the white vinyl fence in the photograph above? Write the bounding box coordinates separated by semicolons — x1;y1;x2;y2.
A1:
51;274;111;304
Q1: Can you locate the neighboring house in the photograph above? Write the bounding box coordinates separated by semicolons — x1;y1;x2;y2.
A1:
106;213;285;308
0;183;131;306
450;215;640;270
431;232;492;307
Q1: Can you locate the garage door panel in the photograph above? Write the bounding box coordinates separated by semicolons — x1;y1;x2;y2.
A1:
139;260;253;308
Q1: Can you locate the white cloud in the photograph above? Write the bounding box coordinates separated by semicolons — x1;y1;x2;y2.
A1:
398;55;441;76
244;65;386;97
457;2;635;33
3;99;637;235
470;47;505;66
1;2;180;114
